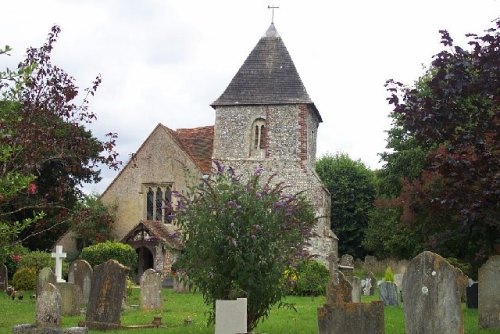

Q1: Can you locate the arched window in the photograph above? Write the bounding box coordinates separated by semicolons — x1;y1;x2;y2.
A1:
250;118;266;157
146;188;154;220
164;186;172;223
155;187;163;221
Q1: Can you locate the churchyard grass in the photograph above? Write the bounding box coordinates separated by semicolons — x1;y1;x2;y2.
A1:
1;288;498;333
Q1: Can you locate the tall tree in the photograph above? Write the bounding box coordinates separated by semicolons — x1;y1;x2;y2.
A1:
0;26;120;251
385;20;499;265
316;153;376;258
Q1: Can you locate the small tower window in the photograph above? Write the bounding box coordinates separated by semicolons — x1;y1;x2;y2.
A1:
250;118;266;157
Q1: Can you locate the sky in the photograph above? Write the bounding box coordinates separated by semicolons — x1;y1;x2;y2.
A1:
1;0;498;194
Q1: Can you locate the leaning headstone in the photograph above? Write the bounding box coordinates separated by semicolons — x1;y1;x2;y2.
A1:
36;283;62;327
350;276;361;303
55;282;80;316
379;281;399;306
0;264;7;291
466;282;478;309
68;259;93;305
403;251;463;334
85;259;129;330
215;298;247;334
140;269;162;310
37;267;56;297
478;255;500;329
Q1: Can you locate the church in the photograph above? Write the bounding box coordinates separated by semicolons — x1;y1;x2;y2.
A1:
58;23;337;280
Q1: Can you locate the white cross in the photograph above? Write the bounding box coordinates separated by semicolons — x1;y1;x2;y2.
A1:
51;245;67;283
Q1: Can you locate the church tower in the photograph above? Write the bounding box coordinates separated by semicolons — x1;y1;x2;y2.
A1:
211;23;336;265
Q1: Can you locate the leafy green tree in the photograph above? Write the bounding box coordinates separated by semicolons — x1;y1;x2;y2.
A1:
0;26;120;251
316;153;376;259
384;21;499;265
173;162;316;330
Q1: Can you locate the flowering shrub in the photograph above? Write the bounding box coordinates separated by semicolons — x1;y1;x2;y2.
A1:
174;162;316;330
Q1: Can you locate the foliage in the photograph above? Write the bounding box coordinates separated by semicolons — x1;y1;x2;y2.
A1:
12;267;37;291
383;21;499;266
80;241;137;271
4;245;29;279
316;153;376;258
446;257;474;279
18;250;53;273
384;266;394;282
0;26;120;251
69;194;116;247
288;260;329;296
173;162;316;330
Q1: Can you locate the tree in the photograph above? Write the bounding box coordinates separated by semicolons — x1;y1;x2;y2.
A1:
173;162;316;330
384;20;499;265
316;153;376;259
0;26;120;252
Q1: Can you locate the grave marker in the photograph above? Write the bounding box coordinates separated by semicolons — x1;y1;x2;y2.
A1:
68;259;93;305
51;245;67;283
215;298;247;334
478;255;500;329
140;269;162;310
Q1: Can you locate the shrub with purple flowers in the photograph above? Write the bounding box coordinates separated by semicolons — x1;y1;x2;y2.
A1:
173;162;316;330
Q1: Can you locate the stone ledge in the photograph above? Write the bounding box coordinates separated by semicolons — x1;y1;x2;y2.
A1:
12;324;88;334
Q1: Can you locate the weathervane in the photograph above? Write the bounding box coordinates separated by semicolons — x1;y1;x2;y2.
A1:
268;4;279;23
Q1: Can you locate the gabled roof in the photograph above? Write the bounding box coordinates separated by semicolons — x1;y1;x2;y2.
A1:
175;126;214;174
121;220;182;250
211;23;322;122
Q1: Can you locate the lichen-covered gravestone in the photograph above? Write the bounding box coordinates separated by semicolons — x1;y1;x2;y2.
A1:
403;251;463;334
339;254;354;281
379;281;399;306
37;267;56;297
36;283;62;327
55;282;81;316
478;255;500;329
85;259;129;330
350;276;361;303
68;259;93;305
140;269;162;310
0;264;7;291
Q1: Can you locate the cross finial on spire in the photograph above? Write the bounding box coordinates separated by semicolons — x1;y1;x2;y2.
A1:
268;4;279;23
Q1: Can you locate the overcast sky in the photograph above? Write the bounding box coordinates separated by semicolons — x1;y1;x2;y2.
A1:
1;0;498;194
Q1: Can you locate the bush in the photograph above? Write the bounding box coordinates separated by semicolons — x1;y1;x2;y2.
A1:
12;268;37;291
384;266;394;282
290;260;329;296
18;251;53;272
80;241;137;271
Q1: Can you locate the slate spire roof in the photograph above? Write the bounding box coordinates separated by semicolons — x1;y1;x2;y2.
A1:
211;23;321;121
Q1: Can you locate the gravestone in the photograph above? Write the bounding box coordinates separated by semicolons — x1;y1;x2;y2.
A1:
0;264;7;291
350;276;361;303
318;253;384;334
339;254;354;282
68;259;93;305
51;245;67;283
361;277;372;296
403;251;463;334
215;298;247;334
36;283;62;327
55;282;80;316
173;273;190;293
393;273;403;294
368;272;376;295
140;269;162;310
364;255;377;266
85;259;129;330
37;267;56;297
466;282;478;309
379;281;399;306
478;255;500;329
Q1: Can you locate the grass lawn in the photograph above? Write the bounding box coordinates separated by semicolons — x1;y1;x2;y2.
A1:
0;288;498;334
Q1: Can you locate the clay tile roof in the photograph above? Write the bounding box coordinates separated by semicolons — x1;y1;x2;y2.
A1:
211;23;322;122
175;126;214;174
122;220;182;250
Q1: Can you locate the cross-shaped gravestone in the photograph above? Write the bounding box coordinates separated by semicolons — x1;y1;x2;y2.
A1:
51;245;67;283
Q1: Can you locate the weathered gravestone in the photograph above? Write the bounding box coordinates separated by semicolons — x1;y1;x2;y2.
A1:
68;259;92;305
318;254;384;334
339;254;354;282
350;276;361;303
393;273;403;295
466;282;478;309
0;264;7;291
403;251;463;334
55;282;80;316
478;255;500;329
379;281;399;306
215;298;247;334
361;277;372;296
140;269;162;310
37;267;56;297
85;259;129;330
36;283;62;327
173;273;190;293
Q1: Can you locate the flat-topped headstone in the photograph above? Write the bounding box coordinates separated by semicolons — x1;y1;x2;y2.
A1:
403;251;463;334
37;267;56;297
68;259;92;305
215;298;247;334
0;264;7;291
85;259;129;330
478;255;500;328
140;269;162;310
55;282;80;316
379;281;399;306
51;246;67;283
466;282;478;309
36;283;62;327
